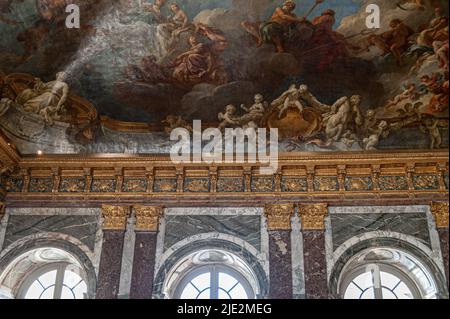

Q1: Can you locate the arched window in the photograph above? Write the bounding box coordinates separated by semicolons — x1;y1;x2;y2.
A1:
339;248;439;299
0;247;92;299
20;263;87;299
163;250;260;299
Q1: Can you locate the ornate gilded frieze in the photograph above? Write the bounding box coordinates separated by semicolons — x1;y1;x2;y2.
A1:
29;178;52;193
59;177;86;193
153;178;177;193
444;174;449;190
345;177;372;192
379;176;408;191
2;177;23;193
264;204;294;231
281;177;308;192
101;205;130;230
314;177;338;192
217;178;244;192
184;178;210;193
91;179;116;193
252;177;274;192
298;203;328;231
133;205;163;232
413;175;439;191
122;178;147;193
431;202;449;228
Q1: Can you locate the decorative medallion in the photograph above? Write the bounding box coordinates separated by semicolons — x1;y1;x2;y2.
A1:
413;175;439;191
281;177;308;192
379;176;408;191
29;178;52;193
345;177;372;191
314;177;338;192
153;178;177;192
3;177;23;193
91;179;116;193
122;178;147;192
252;177;274;192
59;178;86;193
184;178;210;193
217;178;244;192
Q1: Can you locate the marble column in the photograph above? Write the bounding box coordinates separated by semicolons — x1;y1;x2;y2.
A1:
431;202;449;288
264;204;294;299
96;205;129;299
299;204;329;299
129;206;163;299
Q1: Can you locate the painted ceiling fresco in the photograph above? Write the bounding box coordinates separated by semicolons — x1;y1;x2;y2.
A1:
0;0;448;154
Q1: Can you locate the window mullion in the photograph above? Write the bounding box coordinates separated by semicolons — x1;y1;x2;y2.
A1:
373;267;383;299
211;266;219;299
53;264;66;299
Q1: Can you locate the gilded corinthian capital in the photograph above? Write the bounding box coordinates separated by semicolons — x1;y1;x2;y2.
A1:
431;202;449;229
101;205;130;230
298;203;328;230
133;205;163;232
264;204;294;231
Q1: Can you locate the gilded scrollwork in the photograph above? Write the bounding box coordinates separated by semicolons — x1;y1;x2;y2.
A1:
133;205;163;232
431;202;449;228
101;205;130;230
252;177;274;192
184;178;210;193
298;203;328;230
264;204;294;231
314;177;338;192
413;175;439;190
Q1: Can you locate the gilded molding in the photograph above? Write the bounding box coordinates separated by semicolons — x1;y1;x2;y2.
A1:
431;202;449;228
133;205;163;232
264;204;294;231
298;203;329;231
101;205;130;230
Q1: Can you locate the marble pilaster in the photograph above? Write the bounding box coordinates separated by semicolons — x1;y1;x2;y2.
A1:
299;204;329;299
96;205;129;299
431;202;449;287
265;204;294;299
129;206;163;299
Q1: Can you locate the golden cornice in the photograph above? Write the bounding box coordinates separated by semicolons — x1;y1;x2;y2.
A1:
133;205;163;232
298;203;328;230
264;204;295;231
101;205;130;230
431;202;449;228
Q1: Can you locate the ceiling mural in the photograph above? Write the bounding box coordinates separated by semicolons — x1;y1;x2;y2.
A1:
0;0;448;154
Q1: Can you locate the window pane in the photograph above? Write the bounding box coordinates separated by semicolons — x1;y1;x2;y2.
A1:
344;282;363;299
380;271;400;290
218;272;238;292
40;286;55;299
191;273;210;291
228;283;248;299
38;270;57;287
360;287;375;299
180;283;201;299
353;271;373;291
381;287;397;299
72;281;88;299
24;281;44;299
60;286;76;299
218;289;231;300
63;270;83;288
197;288;211;299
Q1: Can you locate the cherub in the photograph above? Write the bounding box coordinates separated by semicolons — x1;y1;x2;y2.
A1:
420;118;442;149
218;105;240;130
162;115;192;134
239;94;268;126
271;84;305;119
363;121;389;151
385;83;418;109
